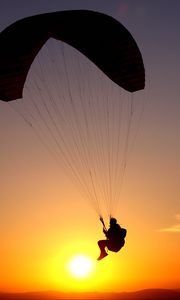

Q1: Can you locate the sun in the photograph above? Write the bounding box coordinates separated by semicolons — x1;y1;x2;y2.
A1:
67;255;94;278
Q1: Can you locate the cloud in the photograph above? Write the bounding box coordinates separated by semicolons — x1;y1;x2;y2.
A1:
159;214;180;232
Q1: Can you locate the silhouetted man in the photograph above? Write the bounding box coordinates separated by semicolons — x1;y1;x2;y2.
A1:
97;217;126;260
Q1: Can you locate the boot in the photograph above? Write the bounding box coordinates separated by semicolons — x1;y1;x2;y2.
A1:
97;251;108;261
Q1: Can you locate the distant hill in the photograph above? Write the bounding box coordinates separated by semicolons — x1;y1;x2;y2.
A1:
0;289;180;299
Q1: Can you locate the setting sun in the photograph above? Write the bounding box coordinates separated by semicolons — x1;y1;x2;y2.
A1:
67;255;94;278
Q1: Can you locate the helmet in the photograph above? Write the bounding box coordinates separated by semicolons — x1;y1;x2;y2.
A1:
110;217;117;225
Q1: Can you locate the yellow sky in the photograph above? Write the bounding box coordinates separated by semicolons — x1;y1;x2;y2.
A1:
1;145;180;293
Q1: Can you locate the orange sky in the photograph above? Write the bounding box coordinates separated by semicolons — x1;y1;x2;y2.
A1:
1;0;180;294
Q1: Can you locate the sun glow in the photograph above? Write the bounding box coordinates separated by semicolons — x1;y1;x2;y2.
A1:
67;255;94;278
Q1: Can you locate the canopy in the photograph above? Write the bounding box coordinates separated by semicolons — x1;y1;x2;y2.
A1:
0;10;145;101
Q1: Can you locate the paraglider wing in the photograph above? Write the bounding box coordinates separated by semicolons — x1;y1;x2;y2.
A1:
0;10;145;102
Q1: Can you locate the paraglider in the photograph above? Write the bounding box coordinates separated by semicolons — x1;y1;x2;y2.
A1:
97;217;126;260
0;10;145;259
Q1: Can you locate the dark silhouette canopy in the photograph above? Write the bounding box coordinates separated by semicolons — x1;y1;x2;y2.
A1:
0;9;145;102
0;10;146;218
